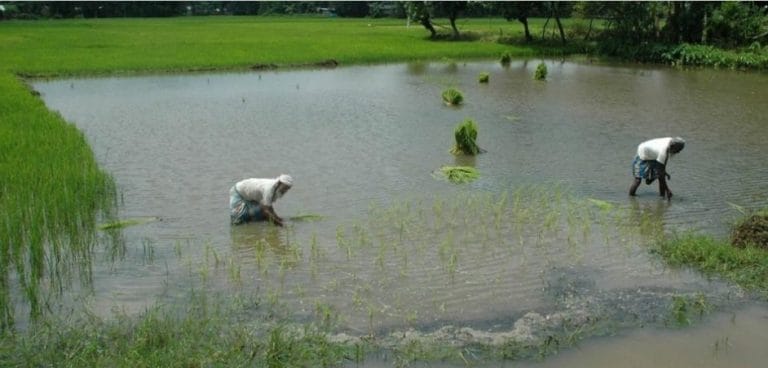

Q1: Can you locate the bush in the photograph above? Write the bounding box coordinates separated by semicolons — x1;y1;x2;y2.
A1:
441;87;463;106
478;72;489;83
661;43;768;69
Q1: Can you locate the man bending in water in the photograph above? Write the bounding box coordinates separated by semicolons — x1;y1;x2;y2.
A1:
629;137;685;200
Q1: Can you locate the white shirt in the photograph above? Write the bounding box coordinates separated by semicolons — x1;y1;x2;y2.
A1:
234;178;280;207
637;137;674;164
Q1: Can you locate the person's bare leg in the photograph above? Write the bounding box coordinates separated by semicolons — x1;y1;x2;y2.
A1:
629;178;641;196
659;177;672;200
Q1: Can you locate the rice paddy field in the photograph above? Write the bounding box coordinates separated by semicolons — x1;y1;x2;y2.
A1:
2;16;768;367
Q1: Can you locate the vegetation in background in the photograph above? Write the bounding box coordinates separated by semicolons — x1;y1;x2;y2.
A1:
450;118;484;156
441;87;464;106
534;61;548;80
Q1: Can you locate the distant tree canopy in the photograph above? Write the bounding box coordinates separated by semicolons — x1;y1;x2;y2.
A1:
1;1;765;49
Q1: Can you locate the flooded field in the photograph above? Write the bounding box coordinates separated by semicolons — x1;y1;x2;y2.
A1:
31;60;768;363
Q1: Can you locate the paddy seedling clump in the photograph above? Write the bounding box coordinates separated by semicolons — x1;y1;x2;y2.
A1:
450;118;484;155
439;166;480;184
441;87;464;106
534;62;548;80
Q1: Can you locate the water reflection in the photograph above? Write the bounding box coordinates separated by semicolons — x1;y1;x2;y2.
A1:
628;197;669;243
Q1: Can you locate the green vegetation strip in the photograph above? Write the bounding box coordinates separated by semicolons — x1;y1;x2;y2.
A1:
654;232;768;294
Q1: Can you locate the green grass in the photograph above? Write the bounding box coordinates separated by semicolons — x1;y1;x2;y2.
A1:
0;71;115;328
654;232;768;294
0;17;556;77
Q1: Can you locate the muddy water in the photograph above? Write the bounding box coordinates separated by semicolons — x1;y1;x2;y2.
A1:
33;61;768;359
517;304;768;368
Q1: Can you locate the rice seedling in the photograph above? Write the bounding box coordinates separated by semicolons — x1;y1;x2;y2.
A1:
500;51;512;65
450;118;485;155
141;238;156;265
98;216;159;230
438;166;480;184
441;87;464;106
289;213;324;222
478;72;490;83
534;61;548;80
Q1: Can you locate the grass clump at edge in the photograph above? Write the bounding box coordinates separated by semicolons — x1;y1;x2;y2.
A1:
654;231;768;294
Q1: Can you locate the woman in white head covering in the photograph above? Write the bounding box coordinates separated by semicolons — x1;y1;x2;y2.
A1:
230;174;293;226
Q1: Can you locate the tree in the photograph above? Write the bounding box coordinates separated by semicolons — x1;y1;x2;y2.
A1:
498;1;537;42
549;1;568;45
406;2;436;39
437;1;468;39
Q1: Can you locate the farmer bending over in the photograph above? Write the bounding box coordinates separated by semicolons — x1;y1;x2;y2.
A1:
230;174;293;226
629;137;685;200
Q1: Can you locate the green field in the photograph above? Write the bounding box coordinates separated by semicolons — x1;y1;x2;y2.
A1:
0;16;581;76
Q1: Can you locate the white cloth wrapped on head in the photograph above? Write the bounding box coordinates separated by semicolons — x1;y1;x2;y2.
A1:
277;174;293;187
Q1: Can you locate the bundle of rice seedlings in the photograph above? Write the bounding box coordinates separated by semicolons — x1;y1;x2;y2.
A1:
534;62;548;80
450;118;484;155
99;216;159;230
478;72;490;83
439;166;479;184
289;213;324;222
442;87;464;106
500;52;512;65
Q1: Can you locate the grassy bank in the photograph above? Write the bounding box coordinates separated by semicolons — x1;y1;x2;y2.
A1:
654;232;768;295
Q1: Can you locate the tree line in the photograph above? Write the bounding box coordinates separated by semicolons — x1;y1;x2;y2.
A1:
2;1;766;50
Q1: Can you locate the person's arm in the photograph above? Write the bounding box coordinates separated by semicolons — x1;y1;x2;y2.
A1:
261;205;284;227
